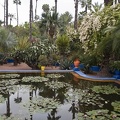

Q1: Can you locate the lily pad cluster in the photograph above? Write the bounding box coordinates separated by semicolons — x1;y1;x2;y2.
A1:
22;76;49;83
45;81;71;90
0;95;5;103
46;74;65;78
0;74;20;78
65;88;104;108
21;97;61;114
77;109;120;120
0;84;19;95
0;79;20;86
112;101;120;112
91;85;120;95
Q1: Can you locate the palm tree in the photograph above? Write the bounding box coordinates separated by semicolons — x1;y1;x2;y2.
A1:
8;13;16;25
74;0;78;30
40;4;58;39
13;0;21;26
90;2;103;15
79;0;92;13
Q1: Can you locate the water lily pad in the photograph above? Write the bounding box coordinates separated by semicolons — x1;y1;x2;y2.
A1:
22;76;49;82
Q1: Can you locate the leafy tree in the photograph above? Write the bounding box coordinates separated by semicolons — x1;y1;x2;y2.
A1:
58;12;73;34
56;34;70;55
39;4;58;39
0;27;17;53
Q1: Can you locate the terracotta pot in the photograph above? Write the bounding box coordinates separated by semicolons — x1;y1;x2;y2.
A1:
74;59;80;68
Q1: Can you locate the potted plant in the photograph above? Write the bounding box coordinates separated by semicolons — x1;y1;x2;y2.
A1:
109;60;120;79
38;55;48;70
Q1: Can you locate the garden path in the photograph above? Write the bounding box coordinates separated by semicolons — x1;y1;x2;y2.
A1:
0;62;60;70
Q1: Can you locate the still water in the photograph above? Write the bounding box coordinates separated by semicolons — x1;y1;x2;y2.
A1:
0;72;120;120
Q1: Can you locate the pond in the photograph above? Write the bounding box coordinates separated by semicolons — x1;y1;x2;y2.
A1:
0;72;120;120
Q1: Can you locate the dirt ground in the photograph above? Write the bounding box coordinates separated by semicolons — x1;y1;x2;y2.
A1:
0;62;60;70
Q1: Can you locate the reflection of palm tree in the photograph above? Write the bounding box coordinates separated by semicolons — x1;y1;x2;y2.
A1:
14;90;22;103
4;92;12;117
47;108;61;120
68;102;78;119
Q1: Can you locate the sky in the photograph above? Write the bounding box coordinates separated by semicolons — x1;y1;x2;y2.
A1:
0;0;104;26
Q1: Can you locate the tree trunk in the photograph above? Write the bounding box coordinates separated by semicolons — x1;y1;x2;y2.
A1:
29;0;33;41
4;0;6;26
6;0;8;27
74;0;78;30
16;3;19;26
35;0;38;18
55;0;57;14
54;0;57;37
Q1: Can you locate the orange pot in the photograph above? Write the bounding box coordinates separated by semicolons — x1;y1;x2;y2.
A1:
74;59;80;68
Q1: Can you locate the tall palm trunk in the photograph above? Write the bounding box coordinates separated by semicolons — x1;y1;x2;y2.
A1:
4;0;6;26
54;0;57;37
55;0;57;14
35;0;38;18
16;3;19;26
29;0;33;41
13;0;21;26
6;0;8;27
74;0;78;30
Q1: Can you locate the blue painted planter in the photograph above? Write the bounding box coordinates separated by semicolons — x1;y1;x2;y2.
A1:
113;70;120;79
7;59;14;63
114;70;120;75
90;66;100;72
113;75;120;79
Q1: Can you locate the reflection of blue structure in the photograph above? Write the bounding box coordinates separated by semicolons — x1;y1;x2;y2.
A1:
90;66;100;72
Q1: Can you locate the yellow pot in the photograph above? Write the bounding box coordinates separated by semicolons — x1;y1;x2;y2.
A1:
41;66;45;71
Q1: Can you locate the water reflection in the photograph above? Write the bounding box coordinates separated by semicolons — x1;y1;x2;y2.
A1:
68;101;78;119
47;108;61;120
5;92;11;117
14;87;22;103
0;73;120;120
